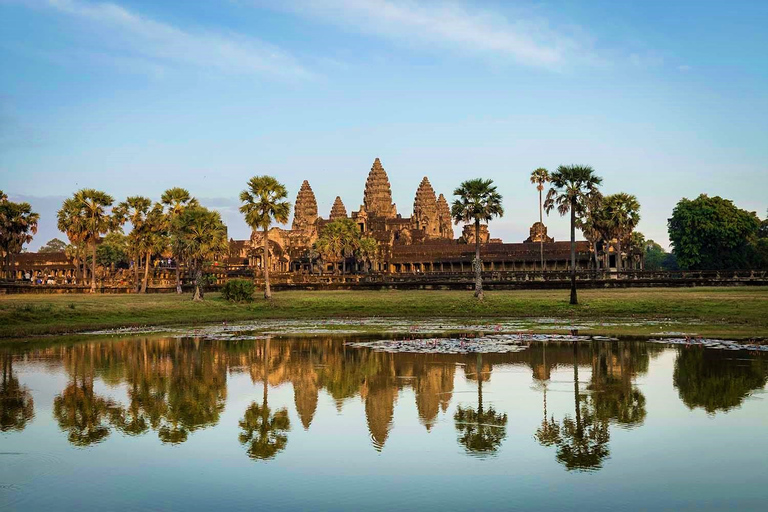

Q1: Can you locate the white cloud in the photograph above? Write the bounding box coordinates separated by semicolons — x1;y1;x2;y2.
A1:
273;0;599;70
17;0;312;79
678;64;691;72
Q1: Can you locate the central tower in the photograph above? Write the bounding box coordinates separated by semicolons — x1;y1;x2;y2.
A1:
363;157;397;219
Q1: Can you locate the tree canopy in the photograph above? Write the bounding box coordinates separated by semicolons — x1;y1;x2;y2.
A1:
668;194;762;270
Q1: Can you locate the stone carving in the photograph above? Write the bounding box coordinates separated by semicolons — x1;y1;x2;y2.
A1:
460;224;490;244
292;180;318;232
437;194;454;240
329;196;347;220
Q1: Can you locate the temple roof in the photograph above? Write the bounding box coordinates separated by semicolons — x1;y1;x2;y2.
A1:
413;177;439;237
437;193;454;239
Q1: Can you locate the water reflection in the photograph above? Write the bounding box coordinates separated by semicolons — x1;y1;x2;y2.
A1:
239;339;291;460
0;354;35;432
455;354;508;457
1;336;766;469
674;347;767;414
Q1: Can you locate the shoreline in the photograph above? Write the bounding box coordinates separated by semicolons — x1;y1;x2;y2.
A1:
2;287;767;340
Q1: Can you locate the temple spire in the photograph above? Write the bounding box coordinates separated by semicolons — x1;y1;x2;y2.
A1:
329;196;347;220
363;157;396;218
437;193;454;239
412;177;439;237
292;180;318;232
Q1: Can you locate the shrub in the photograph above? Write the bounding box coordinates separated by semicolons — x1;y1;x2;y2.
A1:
222;279;256;303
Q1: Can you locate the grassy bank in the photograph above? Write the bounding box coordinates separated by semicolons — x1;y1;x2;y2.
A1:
2;287;767;339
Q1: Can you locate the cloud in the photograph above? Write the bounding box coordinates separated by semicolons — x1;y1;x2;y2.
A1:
678;64;691;72
272;0;599;70
14;0;312;79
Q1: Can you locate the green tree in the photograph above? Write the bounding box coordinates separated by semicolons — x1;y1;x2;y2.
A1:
96;232;129;275
239;176;291;300
545;165;603;304
597;193;641;271
161;188;199;294
57;189;115;292
668;194;761;270
313;218;361;275
38;238;68;254
0;192;39;279
114;196;152;292
171;206;228;301
530;168;550;270
357;236;378;273
451;179;504;300
137;204;168;293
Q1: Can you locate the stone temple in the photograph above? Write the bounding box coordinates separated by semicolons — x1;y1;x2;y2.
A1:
241;158;592;274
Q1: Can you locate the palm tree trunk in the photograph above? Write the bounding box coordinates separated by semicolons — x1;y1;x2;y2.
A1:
192;267;202;301
134;256;141;293
175;260;182;294
570;199;577;305
616;238;623;272
476;354;483;414
141;251;150;293
539;187;544;272
263;228;271;300
474;218;483;300
90;241;97;293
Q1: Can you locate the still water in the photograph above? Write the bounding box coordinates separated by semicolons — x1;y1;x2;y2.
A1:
1;335;767;511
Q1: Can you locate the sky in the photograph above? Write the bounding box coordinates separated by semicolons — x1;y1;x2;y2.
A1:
1;0;767;250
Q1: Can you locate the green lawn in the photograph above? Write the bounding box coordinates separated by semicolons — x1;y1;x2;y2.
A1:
1;287;767;339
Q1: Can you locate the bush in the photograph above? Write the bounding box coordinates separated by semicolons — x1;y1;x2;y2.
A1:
222;279;256;303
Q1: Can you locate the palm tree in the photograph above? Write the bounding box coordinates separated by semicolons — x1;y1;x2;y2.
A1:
0;197;39;280
239;176;290;300
161;188;199;294
451;179;504;300
599;193;641;271
576;191;605;271
530;168;550;271
544;166;602;305
57;189;115;292
357;236;378;273
138;204;168;293
171;206;228;301
115;196;152;292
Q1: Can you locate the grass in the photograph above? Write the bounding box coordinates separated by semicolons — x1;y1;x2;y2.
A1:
1;287;767;339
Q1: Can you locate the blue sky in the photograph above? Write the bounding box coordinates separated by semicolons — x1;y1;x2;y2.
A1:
1;0;767;250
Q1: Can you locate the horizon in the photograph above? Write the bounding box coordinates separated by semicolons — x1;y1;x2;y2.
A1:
2;0;767;250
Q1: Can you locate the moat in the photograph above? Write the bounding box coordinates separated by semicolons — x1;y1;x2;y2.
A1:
2;333;767;511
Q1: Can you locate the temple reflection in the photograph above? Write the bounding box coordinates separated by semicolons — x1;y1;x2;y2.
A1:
6;336;765;470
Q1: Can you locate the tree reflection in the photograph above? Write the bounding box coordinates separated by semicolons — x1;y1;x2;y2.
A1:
239;339;290;460
53;375;118;446
674;348;767;414
454;354;508;457
533;343;560;447
0;355;35;432
589;341;648;428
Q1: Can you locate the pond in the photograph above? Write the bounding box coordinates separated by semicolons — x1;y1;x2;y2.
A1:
1;333;767;511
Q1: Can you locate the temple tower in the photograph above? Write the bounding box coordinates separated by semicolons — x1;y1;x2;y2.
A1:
412;177;439;237
437;194;454;239
363;158;397;219
329;196;348;220
291;180;318;232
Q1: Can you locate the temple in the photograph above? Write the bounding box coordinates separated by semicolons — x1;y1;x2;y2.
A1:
245;157;593;275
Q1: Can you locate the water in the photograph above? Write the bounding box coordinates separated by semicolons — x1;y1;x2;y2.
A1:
1;335;767;511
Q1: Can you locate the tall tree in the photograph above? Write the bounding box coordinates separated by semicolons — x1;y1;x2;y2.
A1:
0;192;39;279
313;218;361;275
114;196;152;292
668;194;761;270
38;238;68;254
545;165;602;305
451;179;504;300
530;168;550;270
161;188;199;294
138;204;168;293
171;206;228;301
239;176;290;300
57;189;114;292
598;193;641;271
